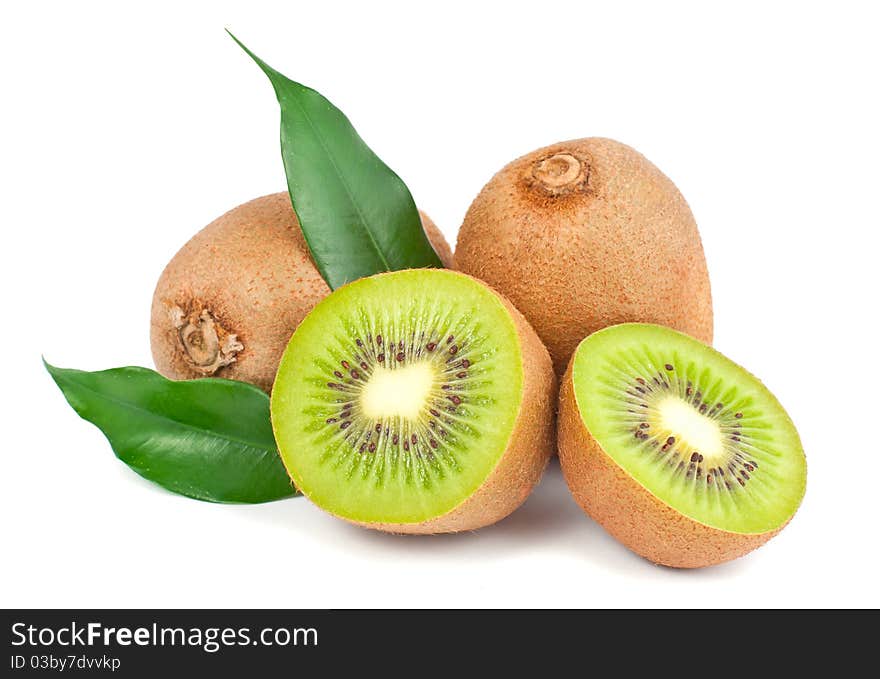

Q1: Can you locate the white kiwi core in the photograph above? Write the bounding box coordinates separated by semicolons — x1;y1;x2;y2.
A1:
360;362;437;420
654;396;724;460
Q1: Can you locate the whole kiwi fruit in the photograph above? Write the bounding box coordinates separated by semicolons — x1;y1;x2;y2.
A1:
150;192;452;392
455;137;713;374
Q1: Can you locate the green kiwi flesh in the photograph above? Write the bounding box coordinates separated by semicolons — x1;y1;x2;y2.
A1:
270;269;528;525
571;324;805;534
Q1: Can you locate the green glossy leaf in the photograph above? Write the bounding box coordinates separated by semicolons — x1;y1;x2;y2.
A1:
228;31;443;289
45;361;298;504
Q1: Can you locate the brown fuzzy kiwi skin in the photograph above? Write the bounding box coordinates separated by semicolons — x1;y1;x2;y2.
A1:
150;192;452;392
557;361;786;569
419;211;454;268
277;270;556;535
454;138;713;374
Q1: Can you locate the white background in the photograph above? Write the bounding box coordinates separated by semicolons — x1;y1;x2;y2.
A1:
2;1;878;608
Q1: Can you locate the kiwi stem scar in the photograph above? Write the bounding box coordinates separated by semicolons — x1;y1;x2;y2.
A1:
170;306;243;374
530;152;588;193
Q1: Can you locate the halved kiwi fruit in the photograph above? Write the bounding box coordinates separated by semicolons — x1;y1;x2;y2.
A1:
558;323;806;568
270;269;556;533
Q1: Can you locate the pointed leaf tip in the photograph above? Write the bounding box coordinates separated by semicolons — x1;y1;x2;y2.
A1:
231;37;444;288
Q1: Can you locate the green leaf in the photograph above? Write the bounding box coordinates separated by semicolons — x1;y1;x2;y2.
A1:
228;30;443;289
45;361;298;504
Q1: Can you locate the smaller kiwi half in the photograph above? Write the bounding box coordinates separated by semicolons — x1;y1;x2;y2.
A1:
558;323;806;568
270;269;556;533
